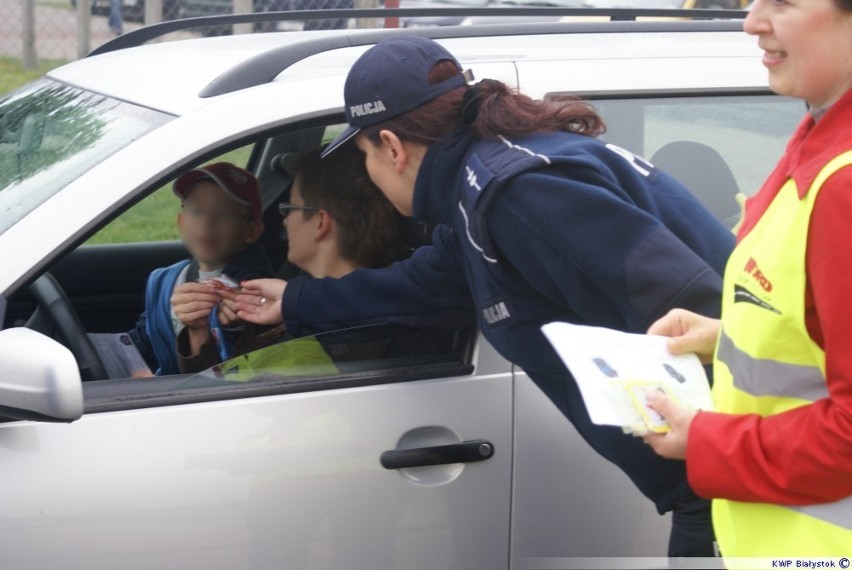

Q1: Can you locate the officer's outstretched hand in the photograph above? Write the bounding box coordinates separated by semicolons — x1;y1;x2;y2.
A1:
235;278;287;326
647;308;720;364
642;392;697;460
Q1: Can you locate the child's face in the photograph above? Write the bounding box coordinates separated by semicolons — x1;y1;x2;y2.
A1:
177;180;260;268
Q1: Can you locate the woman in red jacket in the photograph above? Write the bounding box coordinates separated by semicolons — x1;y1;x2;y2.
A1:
644;0;852;557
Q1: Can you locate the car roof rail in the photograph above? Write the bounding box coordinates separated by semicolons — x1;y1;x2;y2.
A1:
193;18;747;99
89;7;747;56
87;9;747;99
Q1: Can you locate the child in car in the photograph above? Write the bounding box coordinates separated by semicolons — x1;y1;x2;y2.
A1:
129;162;274;375
173;145;402;373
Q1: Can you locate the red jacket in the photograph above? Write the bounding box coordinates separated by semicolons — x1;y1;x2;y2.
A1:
687;88;852;505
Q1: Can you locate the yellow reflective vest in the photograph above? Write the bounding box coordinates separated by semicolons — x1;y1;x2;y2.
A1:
711;151;852;557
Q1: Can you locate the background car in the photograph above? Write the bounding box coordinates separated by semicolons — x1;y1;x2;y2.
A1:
460;0;585;26
460;0;747;25
583;0;748;7
71;0;182;22
0;10;801;569
399;0;495;28
181;0;354;32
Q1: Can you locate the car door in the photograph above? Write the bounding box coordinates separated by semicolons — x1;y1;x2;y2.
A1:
0;327;514;570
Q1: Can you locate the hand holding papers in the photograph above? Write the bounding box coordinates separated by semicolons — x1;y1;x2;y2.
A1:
541;322;713;435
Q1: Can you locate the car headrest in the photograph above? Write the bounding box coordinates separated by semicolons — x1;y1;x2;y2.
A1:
651;140;741;227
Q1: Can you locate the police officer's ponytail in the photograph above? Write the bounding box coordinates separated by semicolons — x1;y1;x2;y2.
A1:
363;61;605;146
459;78;605;139
459;80;498;126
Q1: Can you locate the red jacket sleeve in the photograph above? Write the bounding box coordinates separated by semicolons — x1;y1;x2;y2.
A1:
686;169;852;505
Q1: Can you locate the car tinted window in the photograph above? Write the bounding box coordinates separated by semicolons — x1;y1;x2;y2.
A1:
0;79;172;237
590;94;802;225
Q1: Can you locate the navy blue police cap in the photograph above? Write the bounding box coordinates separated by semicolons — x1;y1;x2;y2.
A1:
322;36;471;158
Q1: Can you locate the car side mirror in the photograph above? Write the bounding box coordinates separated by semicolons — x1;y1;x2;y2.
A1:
0;327;83;423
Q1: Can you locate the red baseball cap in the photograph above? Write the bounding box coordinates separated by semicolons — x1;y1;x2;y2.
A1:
173;162;262;220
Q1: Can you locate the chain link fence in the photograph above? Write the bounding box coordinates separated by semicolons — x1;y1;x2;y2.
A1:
2;0;387;71
1;1;748;75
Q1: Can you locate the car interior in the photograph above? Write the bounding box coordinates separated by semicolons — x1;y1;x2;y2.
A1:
1;120;477;415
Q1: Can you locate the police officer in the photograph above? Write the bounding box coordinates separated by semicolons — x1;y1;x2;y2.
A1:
237;35;735;556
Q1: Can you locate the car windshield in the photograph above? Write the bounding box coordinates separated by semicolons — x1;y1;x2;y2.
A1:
0;79;172;236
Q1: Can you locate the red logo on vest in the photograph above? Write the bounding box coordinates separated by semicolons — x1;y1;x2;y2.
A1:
744;257;773;292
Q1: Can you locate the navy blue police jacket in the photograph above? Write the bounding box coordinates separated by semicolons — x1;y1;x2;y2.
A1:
283;128;734;476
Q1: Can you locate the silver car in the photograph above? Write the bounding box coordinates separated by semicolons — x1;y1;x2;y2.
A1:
0;15;800;569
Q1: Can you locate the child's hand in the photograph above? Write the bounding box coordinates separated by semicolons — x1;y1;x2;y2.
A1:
218;295;240;326
171;282;219;330
200;276;243;326
236;278;287;325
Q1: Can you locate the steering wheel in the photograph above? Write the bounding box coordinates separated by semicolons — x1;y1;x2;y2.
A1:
26;273;109;381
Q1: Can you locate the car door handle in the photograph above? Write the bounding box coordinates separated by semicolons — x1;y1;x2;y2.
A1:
380;439;494;470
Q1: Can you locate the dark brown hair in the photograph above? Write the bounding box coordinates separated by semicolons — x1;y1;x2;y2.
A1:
362;59;606;146
290;146;399;269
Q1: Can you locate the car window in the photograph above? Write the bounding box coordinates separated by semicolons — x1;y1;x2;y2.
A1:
87;144;256;245
82;323;476;414
0;79;172;237
588;94;802;224
636;95;801;196
181;323;473;387
48;120;475;414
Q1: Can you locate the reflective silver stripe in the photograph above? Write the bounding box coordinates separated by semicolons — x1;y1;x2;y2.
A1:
791;495;852;530
717;329;828;402
457;201;498;264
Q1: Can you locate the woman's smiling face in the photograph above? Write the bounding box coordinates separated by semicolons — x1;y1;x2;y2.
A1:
745;0;852;109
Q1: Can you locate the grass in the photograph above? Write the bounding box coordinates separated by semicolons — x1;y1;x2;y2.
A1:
36;0;75;9
87;186;181;245
36;0;74;10
87;146;254;244
0;57;66;96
